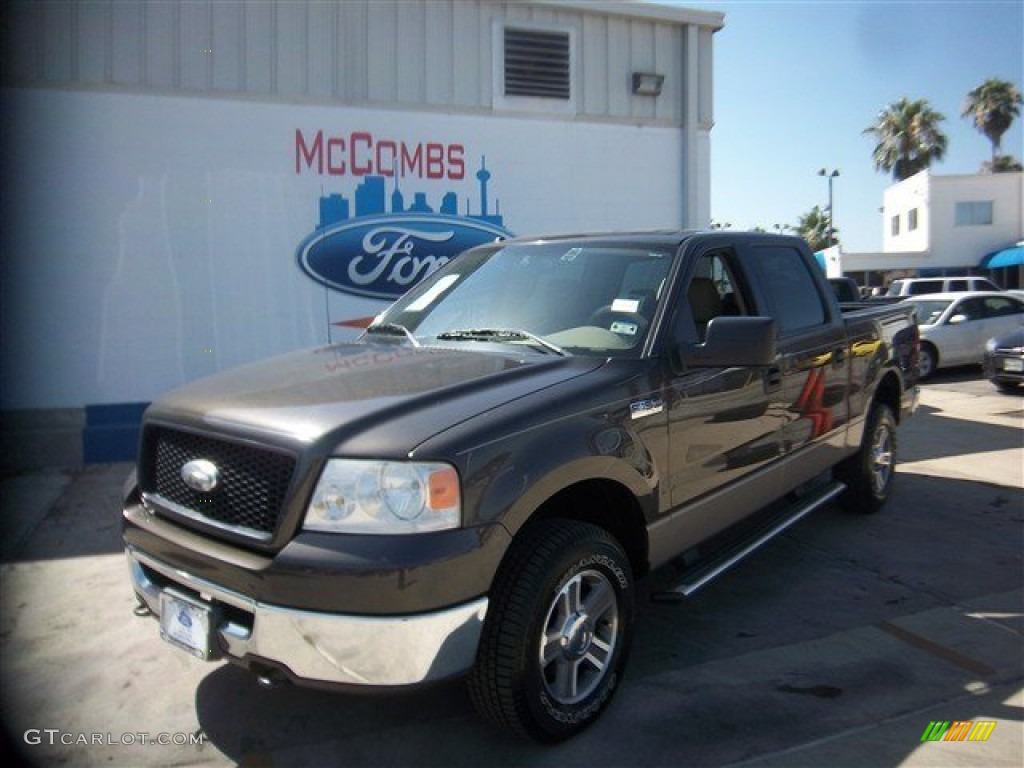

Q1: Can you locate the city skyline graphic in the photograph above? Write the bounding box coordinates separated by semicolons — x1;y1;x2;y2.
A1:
316;155;507;231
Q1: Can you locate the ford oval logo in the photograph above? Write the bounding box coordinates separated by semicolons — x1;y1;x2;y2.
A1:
297;214;511;300
181;459;220;493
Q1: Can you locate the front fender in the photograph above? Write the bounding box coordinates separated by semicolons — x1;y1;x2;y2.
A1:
460;416;660;538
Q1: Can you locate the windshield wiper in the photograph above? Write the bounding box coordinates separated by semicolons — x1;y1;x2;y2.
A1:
364;322;421;347
436;328;568;357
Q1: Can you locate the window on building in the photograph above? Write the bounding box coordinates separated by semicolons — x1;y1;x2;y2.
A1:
891;214;900;236
503;26;571;100
908;208;918;231
955;201;994;226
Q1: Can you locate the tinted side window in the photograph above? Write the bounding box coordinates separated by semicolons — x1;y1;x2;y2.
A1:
948;279;968;292
908;280;943;295
984;297;1023;317
749;246;827;335
956;298;986;321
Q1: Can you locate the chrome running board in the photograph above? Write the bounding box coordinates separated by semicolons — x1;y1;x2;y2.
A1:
652;480;846;600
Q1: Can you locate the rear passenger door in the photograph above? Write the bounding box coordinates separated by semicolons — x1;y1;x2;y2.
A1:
737;241;850;488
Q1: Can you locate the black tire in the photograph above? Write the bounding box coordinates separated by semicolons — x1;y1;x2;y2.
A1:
468;519;634;743
836;403;897;514
918;343;938;380
994;381;1021;395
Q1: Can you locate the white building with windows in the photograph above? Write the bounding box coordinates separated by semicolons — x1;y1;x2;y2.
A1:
843;170;1024;288
0;0;723;466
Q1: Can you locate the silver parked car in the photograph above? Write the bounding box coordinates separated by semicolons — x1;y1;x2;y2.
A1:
905;291;1024;378
984;326;1024;393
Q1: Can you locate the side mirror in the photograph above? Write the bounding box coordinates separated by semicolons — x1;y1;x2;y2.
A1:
948;314;969;325
680;316;777;368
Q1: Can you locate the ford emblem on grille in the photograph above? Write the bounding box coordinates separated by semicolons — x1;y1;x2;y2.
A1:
181;459;220;493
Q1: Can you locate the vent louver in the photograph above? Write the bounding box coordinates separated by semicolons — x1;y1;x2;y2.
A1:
504;27;570;100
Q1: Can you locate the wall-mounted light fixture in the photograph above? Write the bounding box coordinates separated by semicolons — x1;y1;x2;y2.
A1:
631;72;665;96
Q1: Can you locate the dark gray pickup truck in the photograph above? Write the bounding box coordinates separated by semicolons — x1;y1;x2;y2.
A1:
124;231;919;742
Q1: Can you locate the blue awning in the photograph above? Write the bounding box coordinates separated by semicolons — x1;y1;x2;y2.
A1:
981;245;1024;269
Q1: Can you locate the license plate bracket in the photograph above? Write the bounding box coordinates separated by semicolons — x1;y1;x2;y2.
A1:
159;589;221;660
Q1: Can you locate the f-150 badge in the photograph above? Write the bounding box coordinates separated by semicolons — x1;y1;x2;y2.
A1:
630;399;665;420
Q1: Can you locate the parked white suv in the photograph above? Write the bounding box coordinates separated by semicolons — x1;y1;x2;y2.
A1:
886;277;1001;297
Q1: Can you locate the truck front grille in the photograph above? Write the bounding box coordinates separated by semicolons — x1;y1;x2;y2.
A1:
141;426;297;541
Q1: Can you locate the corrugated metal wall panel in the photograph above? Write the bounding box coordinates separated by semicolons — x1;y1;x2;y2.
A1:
275;1;306;96
605;17;630;118
181;1;212;91
450;1;480;108
212;2;244;93
396;1;427;104
110;1;143;86
629;21;656;120
698;27;715;128
366;1;397;103
425;1;454;106
338;1;368;103
241;2;270;94
42;1;74;83
2;0;705;125
77;2;110;84
580;14;607;115
143;2;176;89
654;23;678;122
307;2;336;99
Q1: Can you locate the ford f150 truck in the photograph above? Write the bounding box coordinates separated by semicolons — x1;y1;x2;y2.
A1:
124;231;919;742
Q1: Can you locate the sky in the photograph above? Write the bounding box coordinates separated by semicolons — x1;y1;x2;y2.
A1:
667;0;1024;253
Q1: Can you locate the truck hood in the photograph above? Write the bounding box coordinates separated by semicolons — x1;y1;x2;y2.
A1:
146;342;607;455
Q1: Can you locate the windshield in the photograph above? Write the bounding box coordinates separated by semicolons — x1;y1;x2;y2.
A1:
908;299;952;326
374;241;676;356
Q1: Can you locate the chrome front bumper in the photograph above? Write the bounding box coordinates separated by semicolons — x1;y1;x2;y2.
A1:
127;546;488;687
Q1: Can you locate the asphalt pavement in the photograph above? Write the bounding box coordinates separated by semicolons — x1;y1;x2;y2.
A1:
1;369;1021;767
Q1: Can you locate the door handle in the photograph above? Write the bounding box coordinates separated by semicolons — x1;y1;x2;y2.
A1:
764;366;782;393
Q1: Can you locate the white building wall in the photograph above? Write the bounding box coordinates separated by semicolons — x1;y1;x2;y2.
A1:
882;172;931;253
928;172;1024;269
0;1;722;419
881;170;1024;270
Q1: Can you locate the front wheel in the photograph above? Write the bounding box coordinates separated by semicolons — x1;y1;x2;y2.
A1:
836;403;897;514
468;519;634;742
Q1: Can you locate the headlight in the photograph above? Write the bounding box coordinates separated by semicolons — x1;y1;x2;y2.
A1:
986;338;998;352
304;459;460;534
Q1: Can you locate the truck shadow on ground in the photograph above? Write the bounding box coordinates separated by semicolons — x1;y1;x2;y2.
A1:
921;364;1023;396
899;403;1024;465
192;468;1023;767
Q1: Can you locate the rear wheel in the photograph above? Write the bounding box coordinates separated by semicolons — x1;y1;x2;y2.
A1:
837;403;897;514
918;343;938;379
468;519;634;742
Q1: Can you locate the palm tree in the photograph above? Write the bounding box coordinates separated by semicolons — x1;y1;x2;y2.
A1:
863;98;948;181
984;155;1024;173
962;78;1023;166
794;206;834;253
